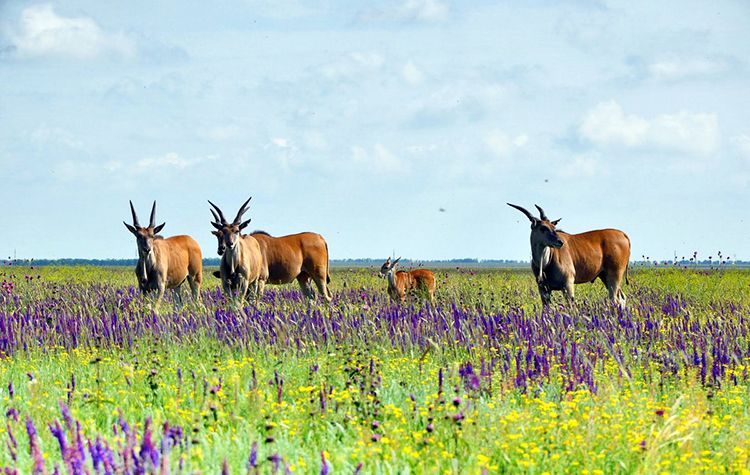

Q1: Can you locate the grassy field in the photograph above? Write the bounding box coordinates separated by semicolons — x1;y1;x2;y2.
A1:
0;263;749;474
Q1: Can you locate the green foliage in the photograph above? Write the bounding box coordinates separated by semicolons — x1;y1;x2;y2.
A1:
0;265;748;473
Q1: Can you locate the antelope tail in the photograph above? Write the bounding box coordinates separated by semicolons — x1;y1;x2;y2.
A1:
624;233;631;286
325;241;331;284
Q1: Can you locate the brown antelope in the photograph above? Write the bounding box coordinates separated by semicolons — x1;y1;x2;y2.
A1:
379;257;436;304
209;225;333;302
507;203;631;306
209;198;264;303
123;201;203;305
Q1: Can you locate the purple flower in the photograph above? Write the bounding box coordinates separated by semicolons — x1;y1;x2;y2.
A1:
138;417;159;469
59;402;74;431
88;437;103;472
25;417;46;475
6;422;17;462
48;421;67;456
5;407;19;422
267;453;282;472
320;451;329;475
248;441;258;469
74;421;86;465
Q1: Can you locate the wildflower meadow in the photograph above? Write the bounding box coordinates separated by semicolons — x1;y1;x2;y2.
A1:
1;263;749;474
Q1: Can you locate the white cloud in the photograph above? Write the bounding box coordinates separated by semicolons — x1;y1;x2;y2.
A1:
303;131;328;151
399;0;449;22
648;58;729;82
485;131;528;157
406;80;515;129
351;144;404;173
50;153;216;182
732;134;750;162
8;4;136;60
30;125;84;149
559;154;600;178
358;0;449;24
133;152;213;173
198;125;243;142
406;144;438;154
320;52;384;81
271;138;292;149
269;137;298;170
402;61;424;85
580;101;719;155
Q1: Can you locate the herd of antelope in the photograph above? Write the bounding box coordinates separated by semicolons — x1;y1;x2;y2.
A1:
124;199;631;308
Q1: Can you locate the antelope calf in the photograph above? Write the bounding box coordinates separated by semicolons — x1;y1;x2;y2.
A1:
379;257;436;304
123;201;202;305
508;203;631;306
209;198;264;303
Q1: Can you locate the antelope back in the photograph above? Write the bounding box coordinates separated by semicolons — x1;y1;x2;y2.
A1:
395;270;413;292
410;269;436;289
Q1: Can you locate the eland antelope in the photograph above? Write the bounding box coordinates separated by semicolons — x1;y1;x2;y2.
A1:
210;225;333;302
379;257;436;304
123;201;203;305
209;198;264;303
507;203;630;306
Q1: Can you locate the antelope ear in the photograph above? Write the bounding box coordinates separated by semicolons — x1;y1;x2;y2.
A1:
211;230;221;237
123;222;137;235
552;218;562;226
154;223;166;234
239;218;251;230
211;221;223;231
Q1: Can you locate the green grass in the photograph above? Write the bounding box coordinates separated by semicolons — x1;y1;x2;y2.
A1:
0;265;749;473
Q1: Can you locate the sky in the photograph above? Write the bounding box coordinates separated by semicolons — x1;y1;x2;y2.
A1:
0;0;749;261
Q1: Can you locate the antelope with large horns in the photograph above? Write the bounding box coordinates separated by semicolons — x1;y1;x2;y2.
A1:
379;257;436;304
209;198;264;303
123;201;203;305
209;210;333;303
507;203;630;306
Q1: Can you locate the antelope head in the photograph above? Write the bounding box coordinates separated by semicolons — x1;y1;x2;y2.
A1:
507;203;563;249
208;197;252;252
209;208;225;256
123;200;165;256
379;256;401;278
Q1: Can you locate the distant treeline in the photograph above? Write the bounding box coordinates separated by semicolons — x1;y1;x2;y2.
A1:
3;258;527;268
4;258;750;268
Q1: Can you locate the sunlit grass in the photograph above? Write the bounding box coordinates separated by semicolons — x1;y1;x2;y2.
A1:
0;263;748;473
